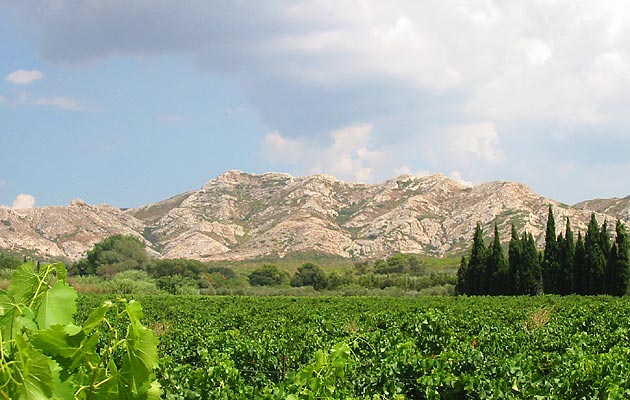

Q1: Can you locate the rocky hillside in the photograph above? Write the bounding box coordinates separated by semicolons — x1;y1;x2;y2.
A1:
0;171;625;261
574;197;630;222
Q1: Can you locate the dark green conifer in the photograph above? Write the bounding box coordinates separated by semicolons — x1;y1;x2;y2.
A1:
520;233;542;295
584;213;606;294
600;219;611;259
456;256;469;295
507;225;521;295
557;218;575;295
574;232;586;294
487;224;508;294
468;223;487;295
542;205;560;293
606;220;630;296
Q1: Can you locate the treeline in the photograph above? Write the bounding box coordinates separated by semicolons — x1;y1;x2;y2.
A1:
0;235;456;295
249;254;456;294
457;206;630;296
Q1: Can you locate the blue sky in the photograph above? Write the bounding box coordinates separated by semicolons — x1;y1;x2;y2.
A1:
1;1;630;208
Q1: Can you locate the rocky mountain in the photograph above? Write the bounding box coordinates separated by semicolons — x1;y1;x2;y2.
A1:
0;171;626;262
574;197;630;222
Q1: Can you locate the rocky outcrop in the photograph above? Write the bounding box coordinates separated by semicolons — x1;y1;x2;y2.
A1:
0;199;145;260
0;171;625;261
574;197;630;222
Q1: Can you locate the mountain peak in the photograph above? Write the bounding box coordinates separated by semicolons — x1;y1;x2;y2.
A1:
1;170;627;262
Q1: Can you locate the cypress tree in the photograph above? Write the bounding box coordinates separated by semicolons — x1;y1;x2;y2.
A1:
584;213;606;294
508;225;521;295
487;224;508;295
520;233;542;295
557;218;575;295
456;256;469;295
468;223;487;295
600;219;611;259
607;220;630;296
542;205;560;293
574;232;586;294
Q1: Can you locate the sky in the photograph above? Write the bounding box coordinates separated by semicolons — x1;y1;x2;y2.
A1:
1;1;630;209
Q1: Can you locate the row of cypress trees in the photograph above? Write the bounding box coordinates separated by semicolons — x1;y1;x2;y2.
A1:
456;206;630;296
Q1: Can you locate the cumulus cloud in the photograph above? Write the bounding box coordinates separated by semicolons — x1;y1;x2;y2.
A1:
6;1;630;201
449;171;474;187
5;69;44;85
447;123;502;163
264;123;381;182
12;194;36;209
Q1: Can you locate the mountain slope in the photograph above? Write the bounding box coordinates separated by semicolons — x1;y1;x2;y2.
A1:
1;171;624;261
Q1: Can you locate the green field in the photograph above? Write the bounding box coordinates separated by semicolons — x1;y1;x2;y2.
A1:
78;295;630;399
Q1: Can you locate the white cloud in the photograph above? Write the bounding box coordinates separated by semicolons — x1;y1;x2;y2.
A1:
449;171;474;187
447;123;502;163
394;165;429;177
5;69;44;85
12;194;36;209
0;180;6;189
263;123;382;182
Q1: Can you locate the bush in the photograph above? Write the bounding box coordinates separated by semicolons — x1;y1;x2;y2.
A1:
249;264;289;286
156;274;200;295
291;262;328;290
106;270;161;294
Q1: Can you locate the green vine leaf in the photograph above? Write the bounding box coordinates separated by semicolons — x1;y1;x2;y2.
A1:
36;280;77;330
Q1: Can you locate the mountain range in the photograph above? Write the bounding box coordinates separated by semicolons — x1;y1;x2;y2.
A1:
1;170;628;262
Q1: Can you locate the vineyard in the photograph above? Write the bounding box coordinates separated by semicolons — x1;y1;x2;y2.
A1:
76;295;630;399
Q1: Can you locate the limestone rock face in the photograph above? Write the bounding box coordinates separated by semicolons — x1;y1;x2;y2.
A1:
0;171;625;261
0;199;146;260
574;197;630;222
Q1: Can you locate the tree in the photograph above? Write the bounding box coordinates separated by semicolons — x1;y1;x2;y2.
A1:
584;214;606;294
605;220;630;296
249;264;288;286
147;258;206;278
0;253;21;269
291;262;328;290
77;234;150;277
456;256;469;295
468;223;487;295
486;224;508;295
519;233;542;295
557;218;575;295
573;232;586;294
507;225;521;295
542;205;560;294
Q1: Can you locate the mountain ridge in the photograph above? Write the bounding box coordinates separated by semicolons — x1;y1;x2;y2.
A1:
0;170;626;262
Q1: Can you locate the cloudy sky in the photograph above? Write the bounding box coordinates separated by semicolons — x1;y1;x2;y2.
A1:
1;1;630;208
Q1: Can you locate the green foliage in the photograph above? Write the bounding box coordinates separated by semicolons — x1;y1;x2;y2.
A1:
584;214;606;294
248;264;289;286
557;218;575;295
156;275;200;295
147;258;206;279
373;254;425;275
290;262;328;290
106;270;162;294
0;253;21;270
542;205;560;294
76;235;149;277
96;295;630;399
605;220;630;296
0;262;160;399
